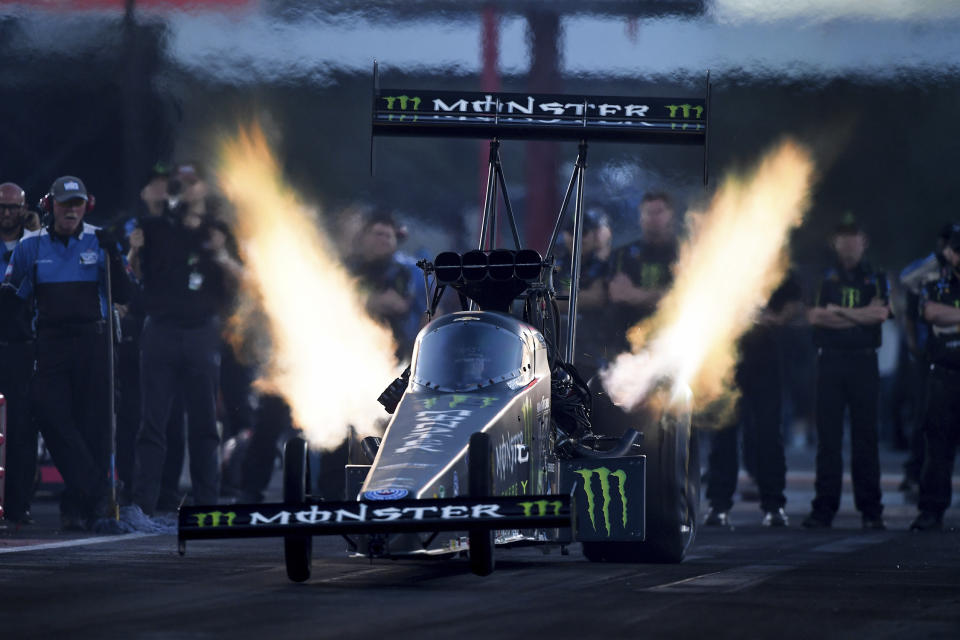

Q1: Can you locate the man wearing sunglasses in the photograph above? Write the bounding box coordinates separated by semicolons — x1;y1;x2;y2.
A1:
0;182;38;525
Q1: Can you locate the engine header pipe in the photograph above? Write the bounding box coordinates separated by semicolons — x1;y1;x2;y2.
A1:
462;250;489;282
514;249;543;281
488;249;516;280
434;251;463;284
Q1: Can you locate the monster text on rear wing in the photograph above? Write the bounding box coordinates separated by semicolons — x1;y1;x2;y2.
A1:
371;89;708;146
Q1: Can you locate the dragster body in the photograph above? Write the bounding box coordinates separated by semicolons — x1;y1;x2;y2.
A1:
178;71;708;580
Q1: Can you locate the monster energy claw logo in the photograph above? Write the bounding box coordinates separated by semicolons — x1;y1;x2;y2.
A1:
517;499;562;517
664;103;704;131
194;511;237;527
840;286;861;308
382;95;421;121
574;467;627;536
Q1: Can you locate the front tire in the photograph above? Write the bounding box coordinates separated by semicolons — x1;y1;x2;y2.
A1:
283;436;313;582
468;431;495;576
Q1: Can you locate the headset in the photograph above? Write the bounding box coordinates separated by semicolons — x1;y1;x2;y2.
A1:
38;192;96;214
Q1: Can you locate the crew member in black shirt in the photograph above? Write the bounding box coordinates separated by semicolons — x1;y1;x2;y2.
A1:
0;182;38;524
910;229;960;531
607;191;678;352
128;192;237;515
705;273;803;528
803;215;890;530
555;207;613;369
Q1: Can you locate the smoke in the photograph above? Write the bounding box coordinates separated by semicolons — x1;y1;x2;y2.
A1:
217;122;399;450
600;139;815;417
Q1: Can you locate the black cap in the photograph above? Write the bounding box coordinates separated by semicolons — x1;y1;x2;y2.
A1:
150;162;172;178
833;211;862;235
938;222;960;242
50;176;88;203
947;229;960;253
583;207;610;232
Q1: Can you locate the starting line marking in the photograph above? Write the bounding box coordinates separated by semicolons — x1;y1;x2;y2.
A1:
645;564;794;593
0;532;156;554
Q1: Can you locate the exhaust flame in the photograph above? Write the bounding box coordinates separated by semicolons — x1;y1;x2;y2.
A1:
601;139;815;416
217;123;399;450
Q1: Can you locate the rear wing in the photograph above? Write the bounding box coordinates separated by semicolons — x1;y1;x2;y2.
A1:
370;63;711;365
372;89;708;146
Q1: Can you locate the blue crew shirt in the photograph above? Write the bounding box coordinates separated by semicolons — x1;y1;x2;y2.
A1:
4;223;111;327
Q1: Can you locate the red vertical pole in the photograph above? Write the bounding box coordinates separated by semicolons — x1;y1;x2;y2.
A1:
524;10;561;247
478;5;500;245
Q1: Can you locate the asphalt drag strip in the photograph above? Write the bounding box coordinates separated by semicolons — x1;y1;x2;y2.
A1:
1;522;958;639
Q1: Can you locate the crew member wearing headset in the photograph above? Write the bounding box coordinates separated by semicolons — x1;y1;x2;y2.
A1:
3;176;130;530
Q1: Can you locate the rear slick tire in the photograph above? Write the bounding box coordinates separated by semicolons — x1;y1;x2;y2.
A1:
582;411;699;564
468;431;495;576
283;436;313;582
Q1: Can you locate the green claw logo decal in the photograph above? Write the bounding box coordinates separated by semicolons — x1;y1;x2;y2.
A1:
423;395;497;410
574;467;628;536
193;511;237;528
382;95;421;121
664;103;704;130
840;286;861;308
517;499;563;517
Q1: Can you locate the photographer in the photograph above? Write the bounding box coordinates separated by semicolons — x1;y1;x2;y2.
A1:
128;164;238;515
116;163;188;510
3;176;131;529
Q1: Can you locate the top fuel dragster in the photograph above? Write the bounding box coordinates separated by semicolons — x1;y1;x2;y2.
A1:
178;64;710;581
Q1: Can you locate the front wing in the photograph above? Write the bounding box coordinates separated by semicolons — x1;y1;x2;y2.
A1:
178;495;571;544
178;456;646;549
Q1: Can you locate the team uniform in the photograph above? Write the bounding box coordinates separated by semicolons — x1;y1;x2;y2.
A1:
5;222;129;525
348;254;415;358
607;239;677;352
0;233;37;522
706;275;801;522
914;268;960;525
808;263;889;525
554;247;612;368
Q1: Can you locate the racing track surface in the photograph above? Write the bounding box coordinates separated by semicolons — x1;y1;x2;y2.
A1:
2;449;959;639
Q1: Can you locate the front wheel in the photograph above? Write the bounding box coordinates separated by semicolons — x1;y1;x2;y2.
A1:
283;436;313;582
468;431;495;576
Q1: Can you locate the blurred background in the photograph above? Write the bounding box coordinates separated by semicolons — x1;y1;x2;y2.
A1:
0;0;958;267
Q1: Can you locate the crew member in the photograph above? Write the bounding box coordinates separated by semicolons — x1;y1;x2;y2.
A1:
803;215;889;530
910;228;960;531
116;162;188;510
0;182;38;524
129;174;237;516
896;223;958;500
555;206;613;369
705;273;803;528
607;191;678;351
347;212;415;358
4;176;131;529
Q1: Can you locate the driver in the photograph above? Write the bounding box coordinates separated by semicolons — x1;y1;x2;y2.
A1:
453;345;487;388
